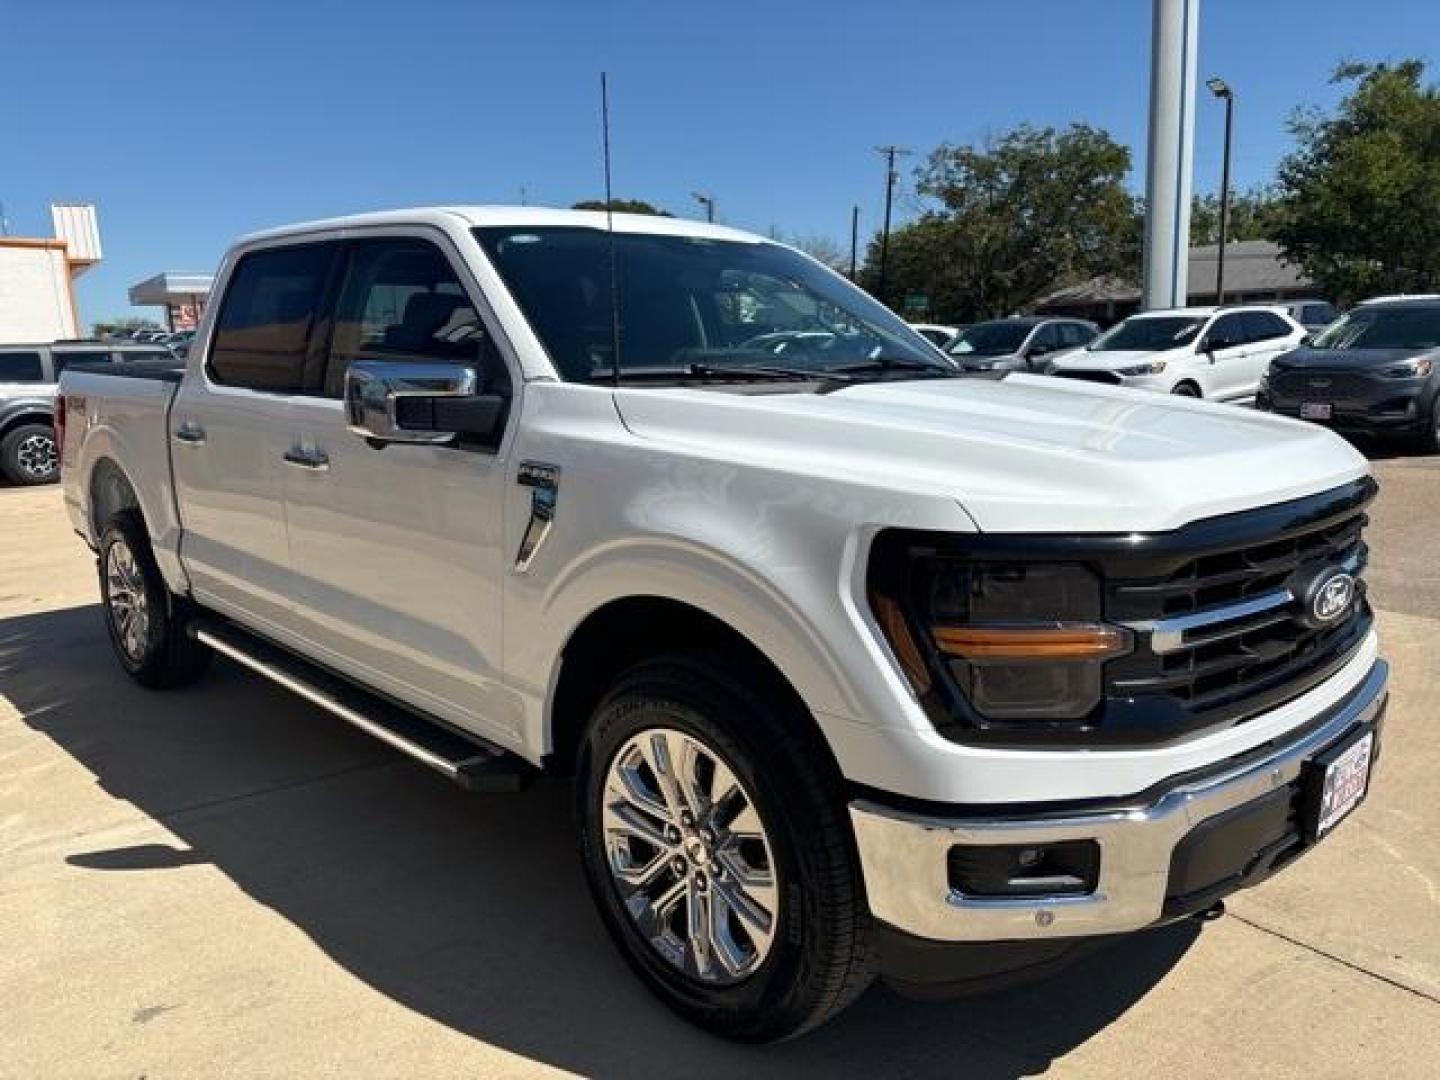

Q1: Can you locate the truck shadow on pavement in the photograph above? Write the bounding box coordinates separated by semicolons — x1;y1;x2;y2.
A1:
2;603;1201;1079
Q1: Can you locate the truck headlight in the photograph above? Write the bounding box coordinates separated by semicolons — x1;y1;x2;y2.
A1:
1378;357;1433;378
868;537;1131;730
1115;360;1167;377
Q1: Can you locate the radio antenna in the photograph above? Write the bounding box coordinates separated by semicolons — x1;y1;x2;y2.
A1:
601;72;622;388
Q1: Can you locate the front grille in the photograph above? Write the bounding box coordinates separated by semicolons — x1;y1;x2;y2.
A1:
1051;369;1122;385
1270;370;1376;401
1103;481;1373;739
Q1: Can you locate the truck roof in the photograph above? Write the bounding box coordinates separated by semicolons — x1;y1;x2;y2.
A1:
237;206;765;247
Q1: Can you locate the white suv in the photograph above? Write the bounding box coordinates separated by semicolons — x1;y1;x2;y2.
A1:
1048;305;1306;401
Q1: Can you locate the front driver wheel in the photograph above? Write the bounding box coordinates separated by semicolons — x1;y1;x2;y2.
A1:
577;653;874;1041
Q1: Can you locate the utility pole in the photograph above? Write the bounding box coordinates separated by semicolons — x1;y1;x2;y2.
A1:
1206;77;1235;305
849;204;860;280
691;191;715;223
874;145;911;306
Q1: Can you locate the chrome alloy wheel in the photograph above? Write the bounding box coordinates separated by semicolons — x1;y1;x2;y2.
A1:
602;727;779;984
17;431;57;480
105;537;150;661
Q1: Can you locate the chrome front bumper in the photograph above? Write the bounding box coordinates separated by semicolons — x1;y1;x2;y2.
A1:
850;659;1389;943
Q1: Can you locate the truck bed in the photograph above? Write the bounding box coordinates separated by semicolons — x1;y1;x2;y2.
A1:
58;365;185;586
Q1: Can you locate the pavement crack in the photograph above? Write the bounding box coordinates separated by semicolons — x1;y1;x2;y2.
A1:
1228;910;1440;1007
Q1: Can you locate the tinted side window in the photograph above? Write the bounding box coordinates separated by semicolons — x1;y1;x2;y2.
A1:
210;243;338;391
1206;313;1249;348
0;352;45;382
1029;324;1061;352
1243;311;1293;342
1059;322;1092;347
1305;302;1338;325
53;350;113;375
324;238;499;398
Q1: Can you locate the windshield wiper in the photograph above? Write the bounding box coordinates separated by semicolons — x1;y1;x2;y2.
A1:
830;357;960;377
688;363;855;384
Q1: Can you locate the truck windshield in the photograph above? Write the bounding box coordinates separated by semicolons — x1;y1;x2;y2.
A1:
1310;306;1440;350
1088;316;1205;352
472;227;946;382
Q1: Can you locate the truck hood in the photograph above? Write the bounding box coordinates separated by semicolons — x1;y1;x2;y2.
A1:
613;374;1368;533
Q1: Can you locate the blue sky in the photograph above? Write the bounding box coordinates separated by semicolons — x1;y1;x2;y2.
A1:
5;0;1435;324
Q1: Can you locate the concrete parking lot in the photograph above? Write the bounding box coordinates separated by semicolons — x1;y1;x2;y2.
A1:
2;458;1438;1079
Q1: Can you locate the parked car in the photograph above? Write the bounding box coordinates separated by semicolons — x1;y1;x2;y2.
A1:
908;322;961;349
59;207;1387;1041
1048;305;1306;401
1258;295;1440;449
1282;300;1340;334
945;316;1098;374
0;342;176;484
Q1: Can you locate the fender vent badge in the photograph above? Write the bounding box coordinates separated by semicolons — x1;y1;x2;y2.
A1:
515;462;560;572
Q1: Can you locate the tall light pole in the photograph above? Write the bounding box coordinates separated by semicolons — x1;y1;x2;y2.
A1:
691;191;715;223
1206;76;1235;305
874;145;911;306
1141;0;1200;310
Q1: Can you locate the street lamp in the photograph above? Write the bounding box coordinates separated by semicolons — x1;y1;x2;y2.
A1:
1206;77;1235;305
691;191;715;223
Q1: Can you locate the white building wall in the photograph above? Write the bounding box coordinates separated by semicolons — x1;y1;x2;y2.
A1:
0;246;78;344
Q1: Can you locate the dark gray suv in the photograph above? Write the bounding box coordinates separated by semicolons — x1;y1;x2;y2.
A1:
0;342;174;484
1258;297;1440;449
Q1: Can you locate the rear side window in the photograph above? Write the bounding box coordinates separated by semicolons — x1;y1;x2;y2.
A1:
209;243;338;391
1242;311;1294;342
1059;322;1093;347
1304;302;1338;325
53;350;113;375
0;351;46;382
324;238;498;397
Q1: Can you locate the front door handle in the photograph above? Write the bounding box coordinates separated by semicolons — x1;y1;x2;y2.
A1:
283;446;330;471
173;421;206;445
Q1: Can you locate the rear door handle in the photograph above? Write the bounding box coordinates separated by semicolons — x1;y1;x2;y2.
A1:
173;422;206;445
283;446;330;471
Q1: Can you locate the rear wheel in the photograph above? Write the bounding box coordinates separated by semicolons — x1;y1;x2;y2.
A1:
1;423;59;485
1170;381;1201;398
99;513;212;688
577;653;874;1041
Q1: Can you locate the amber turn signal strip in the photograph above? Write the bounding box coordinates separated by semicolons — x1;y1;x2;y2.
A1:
934;624;1129;660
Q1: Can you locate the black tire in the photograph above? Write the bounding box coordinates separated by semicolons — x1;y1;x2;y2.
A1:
0;422;59;485
576;652;874;1042
1170;381;1201;398
98;513;212;689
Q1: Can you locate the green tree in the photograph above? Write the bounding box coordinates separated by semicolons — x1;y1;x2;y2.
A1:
1273;60;1440;302
571;199;672;216
1190;187;1284;245
860;124;1141;320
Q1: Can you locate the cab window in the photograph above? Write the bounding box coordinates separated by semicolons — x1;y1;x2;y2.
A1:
323;238;505;398
209;242;340;392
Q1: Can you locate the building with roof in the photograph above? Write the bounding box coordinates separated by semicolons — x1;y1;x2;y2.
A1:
1035;240;1321;324
0;204;102;344
128;271;215;331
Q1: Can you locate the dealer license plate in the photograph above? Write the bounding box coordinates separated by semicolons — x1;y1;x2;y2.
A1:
1300;401;1333;420
1307;730;1375;840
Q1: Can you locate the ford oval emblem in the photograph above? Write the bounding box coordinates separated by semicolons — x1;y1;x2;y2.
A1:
1311;571;1356;624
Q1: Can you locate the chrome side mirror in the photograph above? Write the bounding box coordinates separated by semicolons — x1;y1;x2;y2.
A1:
345;359;504;445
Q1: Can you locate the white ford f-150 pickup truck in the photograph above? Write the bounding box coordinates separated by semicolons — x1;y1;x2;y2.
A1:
59;207;1387;1042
